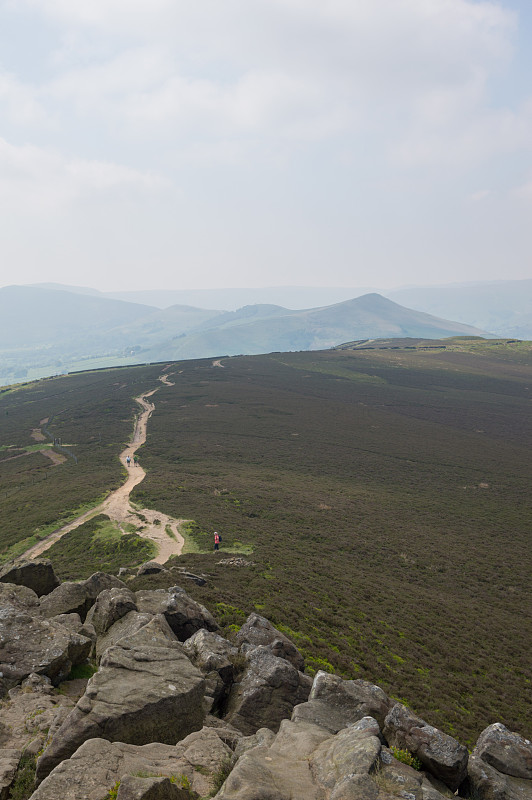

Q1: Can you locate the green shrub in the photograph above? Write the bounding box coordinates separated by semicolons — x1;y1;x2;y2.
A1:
391;746;422;770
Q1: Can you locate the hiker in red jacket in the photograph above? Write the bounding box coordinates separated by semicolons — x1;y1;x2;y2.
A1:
214;531;221;551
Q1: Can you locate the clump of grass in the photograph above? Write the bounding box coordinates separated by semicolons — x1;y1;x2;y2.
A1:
8;753;36;800
391;746;422;770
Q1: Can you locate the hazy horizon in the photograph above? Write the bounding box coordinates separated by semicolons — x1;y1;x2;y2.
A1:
0;1;531;292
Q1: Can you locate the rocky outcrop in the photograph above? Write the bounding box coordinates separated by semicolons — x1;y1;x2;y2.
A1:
464;724;532;800
224;645;312;735
94;610;153;662
383;702;469;791
183;628;238;713
31;728;232;800
39;573;127;621
85;587;137;636
35;615;206;781
0;604;91;696
0;559;59;597
293;670;393;733
236;613;304;671
0;582;40;611
135;587;219;641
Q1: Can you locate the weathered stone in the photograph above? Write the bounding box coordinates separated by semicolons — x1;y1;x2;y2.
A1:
137;562;167;576
293;671;393;734
383;703;468;791
85;588;137;637
0;582;39;612
466;750;532;800
203;716;243;751
35;615;206;781
0;606;91;695
95;611;153;662
236;613;304;671
474;723;532;780
0;560;59;598
233;727;276;760
31;728;232;800
116;775;189;800
39;574;127;621
372;748;423;800
0;686;74;753
135;587;219;641
310;716;382;791
183;629;237;711
0;749;20;800
224;645;312;735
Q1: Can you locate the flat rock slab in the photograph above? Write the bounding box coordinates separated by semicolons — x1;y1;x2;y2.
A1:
35;615;205;781
30;728;232;800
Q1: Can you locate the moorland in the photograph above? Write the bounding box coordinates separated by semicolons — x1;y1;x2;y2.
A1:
0;337;530;747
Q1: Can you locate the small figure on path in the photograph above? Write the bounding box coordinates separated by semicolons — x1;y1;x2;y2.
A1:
126;455;131;467
214;531;221;551
134;456;138;467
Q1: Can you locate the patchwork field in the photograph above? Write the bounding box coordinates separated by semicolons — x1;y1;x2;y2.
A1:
0;340;530;745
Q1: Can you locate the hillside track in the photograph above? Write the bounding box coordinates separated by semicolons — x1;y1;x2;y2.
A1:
23;381;185;564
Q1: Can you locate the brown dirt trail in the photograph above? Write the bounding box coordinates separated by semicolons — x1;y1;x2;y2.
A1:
23;380;186;564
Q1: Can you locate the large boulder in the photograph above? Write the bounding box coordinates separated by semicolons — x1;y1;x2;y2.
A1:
0;682;75;756
31;728;233;800
0;582;40;612
473;723;532;780
236;613;304;671
383;702;468;791
39;574;127;621
0;605;91;696
224;645;312;735
135;587;219;641
309;716;382;794
0;559;59;597
35;615;206;781
183;629;238;712
466;750;532;800
85;587;137;637
293;670;393;733
94;611;153;663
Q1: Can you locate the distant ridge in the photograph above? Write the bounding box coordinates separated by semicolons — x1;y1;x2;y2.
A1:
0;284;490;386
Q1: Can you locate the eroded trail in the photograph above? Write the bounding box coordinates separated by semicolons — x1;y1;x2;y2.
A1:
24;377;186;564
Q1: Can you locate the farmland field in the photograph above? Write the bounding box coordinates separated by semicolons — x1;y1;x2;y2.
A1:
1;340;530;745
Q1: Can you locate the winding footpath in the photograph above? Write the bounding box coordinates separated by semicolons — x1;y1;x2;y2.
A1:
23;374;186;564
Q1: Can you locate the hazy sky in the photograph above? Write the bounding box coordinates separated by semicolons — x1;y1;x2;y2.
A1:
0;0;531;292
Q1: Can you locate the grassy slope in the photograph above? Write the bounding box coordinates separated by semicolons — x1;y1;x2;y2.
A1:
1;342;530;746
0;364;161;558
130;344;531;745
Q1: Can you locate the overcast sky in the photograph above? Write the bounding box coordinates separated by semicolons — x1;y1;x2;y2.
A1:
0;0;531;292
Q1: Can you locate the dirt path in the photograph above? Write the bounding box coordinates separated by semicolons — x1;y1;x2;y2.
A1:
212;359;224;368
24;384;186;564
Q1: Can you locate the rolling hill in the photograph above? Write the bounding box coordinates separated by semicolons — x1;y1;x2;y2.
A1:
0;286;488;386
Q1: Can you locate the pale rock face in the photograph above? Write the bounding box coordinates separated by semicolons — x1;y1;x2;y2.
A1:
35;615;206;782
474;723;532;780
135;587;219;641
85;587;137;637
30;728;232;800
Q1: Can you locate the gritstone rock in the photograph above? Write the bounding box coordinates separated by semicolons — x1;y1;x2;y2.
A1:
0;749;20;800
0;559;59;598
115;775;189;800
94;610;153;663
466;750;532;800
224;645;312;735
292;670;393;733
85;587;137;637
183;629;237;712
236;613;304;671
473;723;532;780
135;587;219;641
35;614;206;782
0;605;91;696
0;583;40;612
30;727;232;800
39;574;127;621
383;702;469;791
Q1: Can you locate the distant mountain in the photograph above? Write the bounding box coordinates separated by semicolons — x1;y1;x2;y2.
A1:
140;293;489;362
0;285;490;386
386;280;532;338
